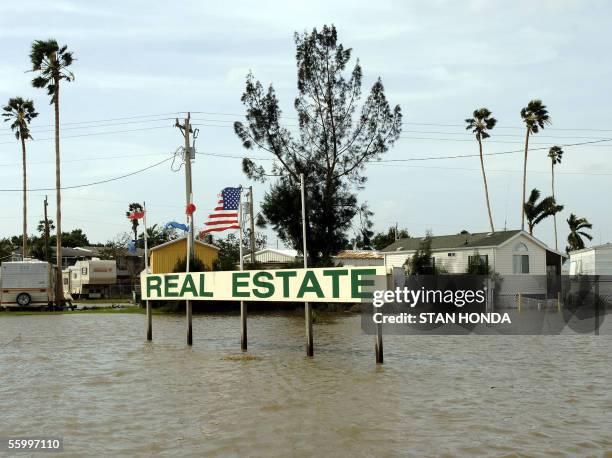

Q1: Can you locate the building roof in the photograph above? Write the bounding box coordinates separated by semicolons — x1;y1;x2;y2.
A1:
149;237;219;252
333;250;383;260
242;248;300;260
569;243;612;255
381;230;522;252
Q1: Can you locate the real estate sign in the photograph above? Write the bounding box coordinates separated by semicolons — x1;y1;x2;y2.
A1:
141;266;387;302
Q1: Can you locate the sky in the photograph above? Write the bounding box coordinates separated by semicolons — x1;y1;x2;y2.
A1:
0;0;611;250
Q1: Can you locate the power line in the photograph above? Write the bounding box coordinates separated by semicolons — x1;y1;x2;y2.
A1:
0;156;172;192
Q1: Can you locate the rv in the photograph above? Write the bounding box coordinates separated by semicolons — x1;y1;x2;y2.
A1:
0;261;55;307
64;259;117;298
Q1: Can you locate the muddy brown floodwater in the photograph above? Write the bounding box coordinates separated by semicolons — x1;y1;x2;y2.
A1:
1;312;611;457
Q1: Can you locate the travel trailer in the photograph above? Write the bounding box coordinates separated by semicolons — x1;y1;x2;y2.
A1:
64;259;117;298
0;260;55;307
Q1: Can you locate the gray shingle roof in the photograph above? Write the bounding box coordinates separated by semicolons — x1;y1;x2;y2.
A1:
381;230;521;252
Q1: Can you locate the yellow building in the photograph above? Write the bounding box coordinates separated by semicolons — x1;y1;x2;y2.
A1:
149;238;219;274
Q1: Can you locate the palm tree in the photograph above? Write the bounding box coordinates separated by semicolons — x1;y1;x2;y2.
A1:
126;203;144;244
566;214;593;252
548;146;563;250
30;39;75;305
523;188;563;235
520;99;550;230
2;98;38;258
465;108;497;232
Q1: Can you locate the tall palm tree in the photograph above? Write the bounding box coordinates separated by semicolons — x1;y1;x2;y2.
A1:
523;188;563;235
548;146;563;250
566;214;593;253
2;98;38;259
465;108;497;232
30;39;75;305
520;99;550;230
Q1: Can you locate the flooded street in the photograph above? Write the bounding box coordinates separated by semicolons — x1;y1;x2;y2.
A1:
1;312;611;457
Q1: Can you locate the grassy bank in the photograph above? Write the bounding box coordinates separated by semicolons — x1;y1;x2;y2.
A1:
0;306;146;316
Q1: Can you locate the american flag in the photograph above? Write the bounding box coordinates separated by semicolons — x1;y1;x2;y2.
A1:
201;187;242;234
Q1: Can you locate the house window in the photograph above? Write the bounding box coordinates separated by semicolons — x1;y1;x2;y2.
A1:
81;267;88;275
468;254;489;273
447;252;456;257
513;243;529;274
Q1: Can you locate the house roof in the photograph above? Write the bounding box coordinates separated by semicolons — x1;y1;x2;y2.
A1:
569;243;612;255
381;230;522;252
333;250;383;260
242;248;300;260
148;237;219;252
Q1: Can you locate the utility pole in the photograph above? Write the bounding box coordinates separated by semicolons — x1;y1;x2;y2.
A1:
175;113;194;346
43;196;49;262
248;186;256;264
301;173;313;357
395;222;398;241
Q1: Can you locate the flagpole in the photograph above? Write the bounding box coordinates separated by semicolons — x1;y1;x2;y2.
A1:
301;173;313;357
238;187;247;351
143;201;152;341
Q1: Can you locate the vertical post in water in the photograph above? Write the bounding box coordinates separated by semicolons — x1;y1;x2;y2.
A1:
376;254;386;364
144;202;151;341
300;173;313;357
238;188;247;351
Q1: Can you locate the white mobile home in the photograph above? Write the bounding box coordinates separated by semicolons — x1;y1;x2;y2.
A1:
568;243;612;275
242;249;300;269
64;259;116;298
381;230;566;296
332;250;384;267
0;261;55;307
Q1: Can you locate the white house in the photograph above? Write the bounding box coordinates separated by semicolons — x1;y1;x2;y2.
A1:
242;249;300;268
381;230;566;296
568;243;612;275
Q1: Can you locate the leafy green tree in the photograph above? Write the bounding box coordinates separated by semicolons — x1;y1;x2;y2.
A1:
371;226;409;250
234;25;402;266
173;256;209;273
523;188;563;235
210;232;267;271
2;97;38;257
520;99;550;229
548;146;563;250
407;232;434;275
349;203;375;249
138;223;177;248
566;214;593;252
30;38;75;304
0;238;15;262
465;108;497;232
61;229;89;247
467;254;491;275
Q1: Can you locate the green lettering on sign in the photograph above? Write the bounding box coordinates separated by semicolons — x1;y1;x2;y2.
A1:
252;271;275;298
165;274;180;298
351;268;376;299
232;272;250;298
297;271;324;298
275;271;297;298
179;274;198;296
147;276;162;297
323;269;348;298
198;274;213;297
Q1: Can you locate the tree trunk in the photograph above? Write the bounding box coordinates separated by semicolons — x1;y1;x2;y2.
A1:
552;161;558;250
521;129;530;231
478;138;495;232
21;136;28;259
54;78;63;306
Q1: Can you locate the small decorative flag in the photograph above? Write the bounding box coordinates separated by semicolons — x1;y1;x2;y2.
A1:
201;187;241;234
186;203;196;216
127;211;145;220
165;221;188;232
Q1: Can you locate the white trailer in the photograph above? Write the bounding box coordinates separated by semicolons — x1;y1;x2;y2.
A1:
0;261;55;307
64;259;117;298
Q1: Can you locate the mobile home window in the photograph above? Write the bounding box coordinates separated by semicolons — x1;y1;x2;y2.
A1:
81;267;88;275
512;243;529;274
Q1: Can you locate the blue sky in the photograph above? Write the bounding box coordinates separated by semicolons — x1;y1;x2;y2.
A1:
0;0;611;248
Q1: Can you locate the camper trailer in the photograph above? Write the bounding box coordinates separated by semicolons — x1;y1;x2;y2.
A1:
64;259;117;298
0;260;55;307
